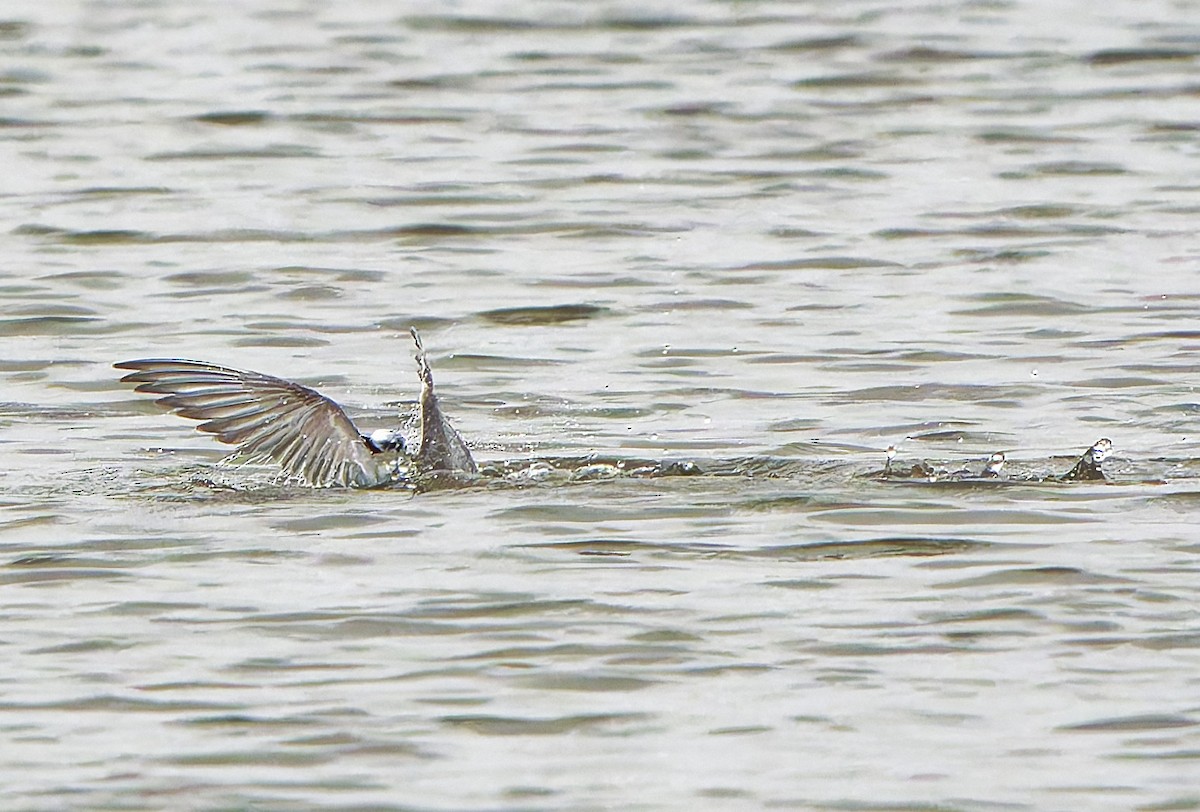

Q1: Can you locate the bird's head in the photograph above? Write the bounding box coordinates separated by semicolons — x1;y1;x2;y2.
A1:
367;428;406;453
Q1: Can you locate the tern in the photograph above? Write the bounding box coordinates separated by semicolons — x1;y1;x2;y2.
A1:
1058;438;1112;482
116;328;476;488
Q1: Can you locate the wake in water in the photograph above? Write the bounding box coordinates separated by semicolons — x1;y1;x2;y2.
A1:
116;331;1126;493
869;438;1114;484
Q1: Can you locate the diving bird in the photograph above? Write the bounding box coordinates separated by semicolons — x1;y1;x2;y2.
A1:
1058;438;1112;482
116;328;476;487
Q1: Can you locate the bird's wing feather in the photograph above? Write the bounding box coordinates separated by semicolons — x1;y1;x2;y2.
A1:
410;329;477;474
115;359;395;487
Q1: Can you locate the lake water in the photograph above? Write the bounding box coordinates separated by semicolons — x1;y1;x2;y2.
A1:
3;1;1200;809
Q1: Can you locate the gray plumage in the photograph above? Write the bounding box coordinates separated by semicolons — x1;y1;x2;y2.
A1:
116;329;476;487
411;327;477;476
1059;438;1112;482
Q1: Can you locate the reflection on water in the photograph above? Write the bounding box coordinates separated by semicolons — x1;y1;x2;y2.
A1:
3;0;1200;809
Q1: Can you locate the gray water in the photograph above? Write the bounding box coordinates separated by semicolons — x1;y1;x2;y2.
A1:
3;1;1200;809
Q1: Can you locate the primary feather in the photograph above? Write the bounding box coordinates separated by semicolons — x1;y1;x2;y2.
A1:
115;359;403;487
411;327;477;475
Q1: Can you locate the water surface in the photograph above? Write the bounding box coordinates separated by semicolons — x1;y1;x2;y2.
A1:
3;1;1200;809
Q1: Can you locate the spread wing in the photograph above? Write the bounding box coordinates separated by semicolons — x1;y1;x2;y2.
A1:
115;359;400;488
411;328;477;474
1059;438;1111;482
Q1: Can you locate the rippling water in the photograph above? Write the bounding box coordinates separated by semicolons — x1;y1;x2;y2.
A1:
3;1;1200;809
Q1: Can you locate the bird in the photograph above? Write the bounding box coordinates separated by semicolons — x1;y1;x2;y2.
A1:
115;328;476;488
1058;438;1112;482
